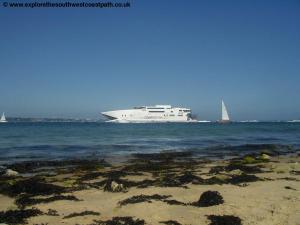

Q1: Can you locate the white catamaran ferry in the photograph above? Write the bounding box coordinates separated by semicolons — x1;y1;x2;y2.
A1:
102;105;197;123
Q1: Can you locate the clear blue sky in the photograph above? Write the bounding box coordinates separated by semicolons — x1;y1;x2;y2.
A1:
1;0;300;120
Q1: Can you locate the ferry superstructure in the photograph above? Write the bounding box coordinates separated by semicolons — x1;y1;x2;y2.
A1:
101;105;196;123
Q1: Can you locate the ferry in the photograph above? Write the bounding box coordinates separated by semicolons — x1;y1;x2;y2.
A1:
101;105;197;123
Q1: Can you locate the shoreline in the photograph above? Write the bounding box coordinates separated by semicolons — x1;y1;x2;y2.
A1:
0;143;298;167
0;148;300;225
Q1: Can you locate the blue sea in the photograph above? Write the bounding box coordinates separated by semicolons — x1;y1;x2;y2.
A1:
0;122;299;164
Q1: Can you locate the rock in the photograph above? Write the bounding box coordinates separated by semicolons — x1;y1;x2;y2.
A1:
260;153;270;160
0;166;7;175
228;169;243;176
111;181;124;192
242;156;256;164
4;169;19;177
215;174;230;181
194;191;224;207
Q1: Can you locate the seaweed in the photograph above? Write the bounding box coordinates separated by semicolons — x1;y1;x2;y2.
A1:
45;209;59;216
6;159;110;173
16;194;80;208
225;163;263;174
278;177;300;181
78;172;104;181
163;199;186;206
119;194;187;207
210;163;263;175
290;170;300;175
192;191;224;207
177;171;203;184
63;210;100;219
132;151;193;161
0;177;66;197
160;220;183;225
92;216;145;225
284;186;297;191
228;174;260;184
0;208;43;225
119;194;171;206
207;215;242;225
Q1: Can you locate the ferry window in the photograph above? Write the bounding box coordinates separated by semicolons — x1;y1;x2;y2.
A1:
149;111;165;113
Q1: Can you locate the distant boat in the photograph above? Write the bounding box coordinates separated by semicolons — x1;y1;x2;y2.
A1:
240;120;259;123
219;100;230;123
287;120;300;123
0;112;7;123
198;120;211;123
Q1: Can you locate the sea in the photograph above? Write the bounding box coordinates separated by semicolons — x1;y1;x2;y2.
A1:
0;122;300;164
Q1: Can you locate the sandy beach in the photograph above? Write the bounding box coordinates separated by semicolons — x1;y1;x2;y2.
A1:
1;150;300;225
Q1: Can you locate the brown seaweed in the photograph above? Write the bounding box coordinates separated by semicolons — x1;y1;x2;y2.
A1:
119;194;171;206
207;215;242;225
0;177;66;197
16;194;80;208
0;208;43;225
92;216;145;225
160;220;183;225
63;210;100;219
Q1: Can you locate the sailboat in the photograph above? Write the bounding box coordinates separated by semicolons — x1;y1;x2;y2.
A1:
220;100;230;123
0;112;7;123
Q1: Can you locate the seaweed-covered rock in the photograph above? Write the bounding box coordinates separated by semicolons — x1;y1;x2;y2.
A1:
0;208;43;225
207;215;242;225
194;191;224;207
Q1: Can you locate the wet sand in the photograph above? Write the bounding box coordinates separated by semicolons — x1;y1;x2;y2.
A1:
0;150;300;225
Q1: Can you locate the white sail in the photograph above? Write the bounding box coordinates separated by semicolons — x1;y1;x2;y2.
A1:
0;112;7;122
221;100;230;121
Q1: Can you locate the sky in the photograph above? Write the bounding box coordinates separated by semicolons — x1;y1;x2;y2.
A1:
0;0;300;120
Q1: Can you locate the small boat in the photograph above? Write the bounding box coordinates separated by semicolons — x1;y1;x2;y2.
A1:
0;112;7;123
219;100;230;123
287;120;300;123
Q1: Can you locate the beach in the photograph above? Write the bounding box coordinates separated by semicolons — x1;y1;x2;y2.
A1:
1;149;299;225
